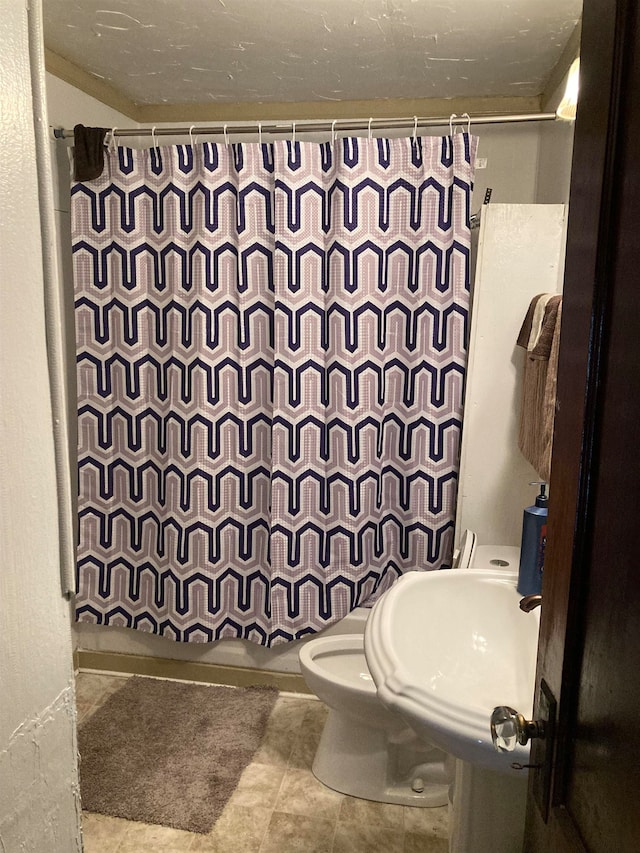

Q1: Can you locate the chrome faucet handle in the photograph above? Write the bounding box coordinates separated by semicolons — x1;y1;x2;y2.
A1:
519;594;542;612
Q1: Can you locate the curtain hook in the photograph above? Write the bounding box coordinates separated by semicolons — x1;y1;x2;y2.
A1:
151;126;158;150
223;124;229;145
292;120;296;144
258;121;263;145
449;113;457;136
462;112;471;134
368;117;373;140
331;119;337;144
109;127;118;153
413;115;419;143
189;125;197;147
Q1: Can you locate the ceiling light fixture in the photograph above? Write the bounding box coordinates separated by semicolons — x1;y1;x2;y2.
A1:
556;57;580;121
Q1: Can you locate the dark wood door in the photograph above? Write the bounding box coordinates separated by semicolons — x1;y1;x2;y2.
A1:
524;0;640;850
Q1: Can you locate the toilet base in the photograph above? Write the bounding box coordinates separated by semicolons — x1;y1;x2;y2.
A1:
312;708;451;807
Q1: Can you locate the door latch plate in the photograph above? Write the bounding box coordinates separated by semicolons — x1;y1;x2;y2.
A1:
531;678;557;822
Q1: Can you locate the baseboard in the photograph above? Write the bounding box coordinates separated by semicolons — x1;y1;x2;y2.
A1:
77;649;312;694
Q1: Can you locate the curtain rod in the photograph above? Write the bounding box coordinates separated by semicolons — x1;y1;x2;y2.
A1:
52;112;559;140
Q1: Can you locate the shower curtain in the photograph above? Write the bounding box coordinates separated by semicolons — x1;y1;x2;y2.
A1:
72;133;477;645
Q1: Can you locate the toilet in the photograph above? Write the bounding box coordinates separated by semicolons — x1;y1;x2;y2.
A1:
299;610;451;807
298;532;520;807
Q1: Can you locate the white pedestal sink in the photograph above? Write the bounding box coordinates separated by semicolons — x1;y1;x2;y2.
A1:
364;569;541;853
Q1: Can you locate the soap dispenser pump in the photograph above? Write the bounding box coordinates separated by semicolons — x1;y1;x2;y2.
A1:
517;482;548;596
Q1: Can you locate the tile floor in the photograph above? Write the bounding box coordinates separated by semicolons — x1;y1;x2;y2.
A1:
76;672;449;853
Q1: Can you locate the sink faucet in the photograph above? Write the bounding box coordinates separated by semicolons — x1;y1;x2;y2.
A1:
519;594;542;612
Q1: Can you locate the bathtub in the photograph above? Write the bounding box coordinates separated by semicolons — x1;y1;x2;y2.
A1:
74;606;371;675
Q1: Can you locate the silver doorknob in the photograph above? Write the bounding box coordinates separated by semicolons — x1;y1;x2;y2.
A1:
490;705;546;752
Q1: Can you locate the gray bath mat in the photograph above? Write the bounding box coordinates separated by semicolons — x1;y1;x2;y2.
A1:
78;675;278;834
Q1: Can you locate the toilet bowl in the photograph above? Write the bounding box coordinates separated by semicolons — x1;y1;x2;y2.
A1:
299;630;450;807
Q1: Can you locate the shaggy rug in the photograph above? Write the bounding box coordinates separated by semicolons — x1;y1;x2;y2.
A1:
78;676;278;834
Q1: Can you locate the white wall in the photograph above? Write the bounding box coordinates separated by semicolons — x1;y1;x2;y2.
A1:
536;119;575;204
455;204;567;549
0;4;81;851
466;123;541;207
456;74;574;548
536;73;576;204
47;74;135;131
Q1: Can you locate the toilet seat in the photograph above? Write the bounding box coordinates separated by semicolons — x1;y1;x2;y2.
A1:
299;635;376;699
453;528;477;568
299;634;401;731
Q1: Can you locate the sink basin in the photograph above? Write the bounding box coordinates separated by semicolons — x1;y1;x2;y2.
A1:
364;569;541;772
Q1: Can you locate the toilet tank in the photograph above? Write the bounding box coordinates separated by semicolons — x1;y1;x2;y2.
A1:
454;529;520;574
472;544;521;574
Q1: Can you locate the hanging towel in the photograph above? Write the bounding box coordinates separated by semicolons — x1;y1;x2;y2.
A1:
517;294;563;482
529;296;562;358
73;124;108;181
516;293;544;348
527;293;555;351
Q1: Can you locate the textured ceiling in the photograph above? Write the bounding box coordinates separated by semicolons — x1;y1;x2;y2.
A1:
43;0;582;107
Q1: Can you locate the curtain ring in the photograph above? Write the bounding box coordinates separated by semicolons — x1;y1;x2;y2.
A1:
189;125;197;147
449;114;457;136
223;124;229;145
413;115;419;143
258;121;263;144
151;126;158;149
331;119;337;144
368;117;373;140
292;121;296;144
462;112;471;134
109;127;118;153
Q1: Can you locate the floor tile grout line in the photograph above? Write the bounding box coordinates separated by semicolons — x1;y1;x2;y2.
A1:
256;732;293;853
256;801;278;853
328;807;341;853
257;761;289;853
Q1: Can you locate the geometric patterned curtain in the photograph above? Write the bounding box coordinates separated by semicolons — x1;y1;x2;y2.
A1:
72;133;477;646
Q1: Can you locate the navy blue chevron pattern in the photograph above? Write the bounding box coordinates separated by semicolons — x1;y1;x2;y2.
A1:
73;134;477;645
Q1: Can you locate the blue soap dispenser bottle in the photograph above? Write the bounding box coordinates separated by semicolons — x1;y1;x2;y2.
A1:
517;482;548;596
